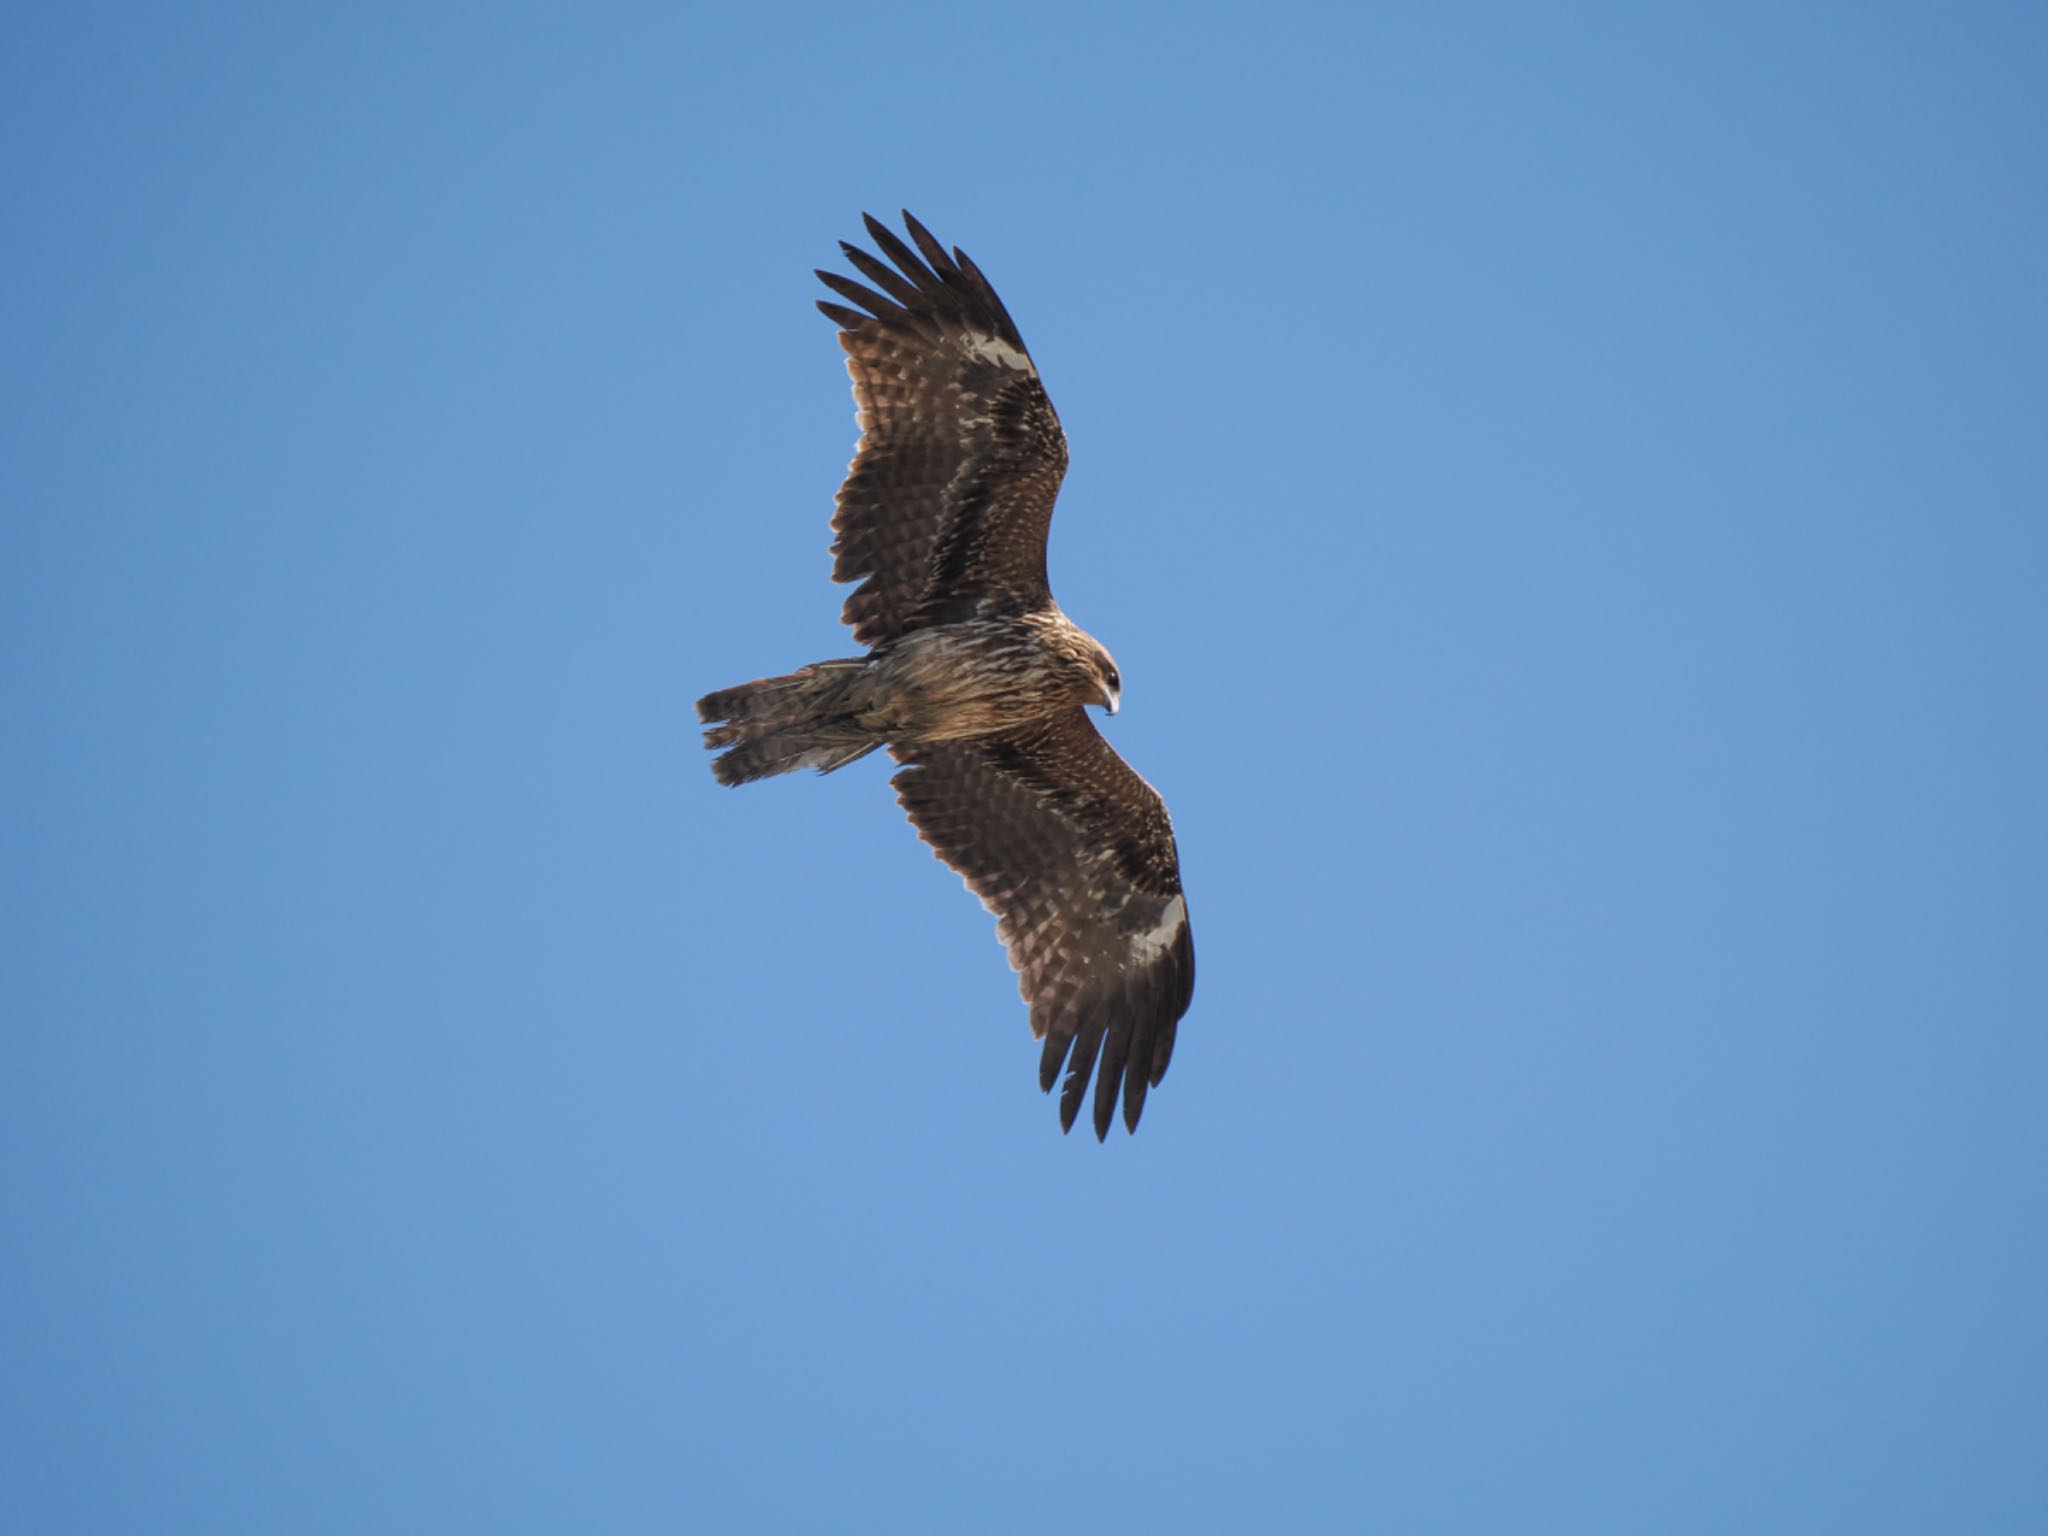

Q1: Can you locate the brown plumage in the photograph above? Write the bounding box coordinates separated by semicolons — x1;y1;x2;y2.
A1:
696;212;1194;1138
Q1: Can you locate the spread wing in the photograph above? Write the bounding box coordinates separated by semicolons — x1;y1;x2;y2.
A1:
891;710;1194;1138
816;212;1070;647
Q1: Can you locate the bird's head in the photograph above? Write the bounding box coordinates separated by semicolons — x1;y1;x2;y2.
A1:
1085;637;1122;717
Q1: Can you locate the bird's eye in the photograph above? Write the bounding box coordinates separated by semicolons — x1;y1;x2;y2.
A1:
1104;666;1121;689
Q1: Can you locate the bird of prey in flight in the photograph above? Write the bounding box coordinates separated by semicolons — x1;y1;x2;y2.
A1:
698;212;1193;1138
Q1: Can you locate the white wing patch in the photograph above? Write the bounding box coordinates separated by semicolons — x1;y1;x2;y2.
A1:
961;332;1036;375
1129;894;1187;964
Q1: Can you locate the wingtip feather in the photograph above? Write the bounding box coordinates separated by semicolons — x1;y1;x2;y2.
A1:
1123;1067;1151;1133
900;210;962;280
815;268;901;320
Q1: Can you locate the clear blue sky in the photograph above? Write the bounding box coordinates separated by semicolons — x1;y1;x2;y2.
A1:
5;4;2045;1532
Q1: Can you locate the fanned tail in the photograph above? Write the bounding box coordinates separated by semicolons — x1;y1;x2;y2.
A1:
696;660;879;785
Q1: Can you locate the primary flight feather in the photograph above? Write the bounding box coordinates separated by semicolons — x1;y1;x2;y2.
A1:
697;212;1194;1138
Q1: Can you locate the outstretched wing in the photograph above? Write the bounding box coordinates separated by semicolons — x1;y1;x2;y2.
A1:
817;211;1069;647
891;710;1194;1138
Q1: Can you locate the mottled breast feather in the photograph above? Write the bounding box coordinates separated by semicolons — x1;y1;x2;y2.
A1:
816;212;1070;647
891;710;1195;1139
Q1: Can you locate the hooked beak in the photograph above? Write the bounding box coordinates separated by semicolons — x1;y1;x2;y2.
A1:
1101;682;1121;716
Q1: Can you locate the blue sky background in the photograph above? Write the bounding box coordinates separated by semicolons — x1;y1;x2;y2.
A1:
5;4;2045;1531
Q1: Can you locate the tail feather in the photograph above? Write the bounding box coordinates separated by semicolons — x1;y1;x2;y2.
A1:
708;732;878;785
696;659;879;786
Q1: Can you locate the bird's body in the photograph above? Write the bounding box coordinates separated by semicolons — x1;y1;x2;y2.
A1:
702;611;1116;780
875;612;1120;740
697;212;1193;1138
